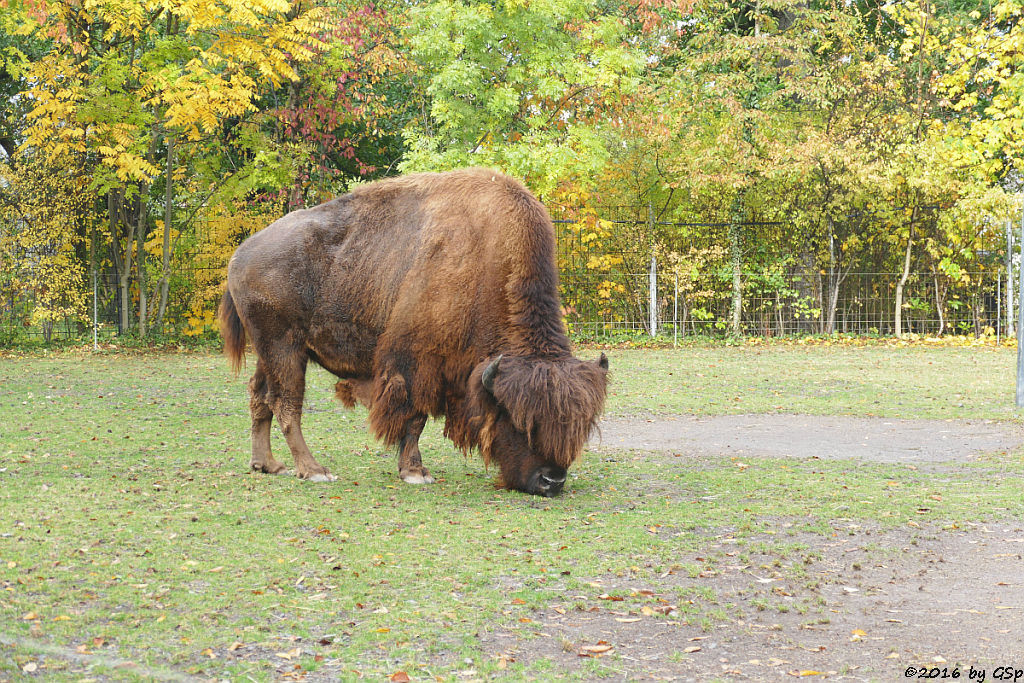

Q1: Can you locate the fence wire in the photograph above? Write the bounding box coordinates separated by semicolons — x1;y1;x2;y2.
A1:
2;209;1016;342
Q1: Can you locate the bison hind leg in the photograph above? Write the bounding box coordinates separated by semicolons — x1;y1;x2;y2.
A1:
249;365;287;475
255;347;336;482
398;415;434;485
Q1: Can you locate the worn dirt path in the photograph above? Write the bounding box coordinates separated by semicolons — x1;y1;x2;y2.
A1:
593;414;1024;463
481;415;1024;680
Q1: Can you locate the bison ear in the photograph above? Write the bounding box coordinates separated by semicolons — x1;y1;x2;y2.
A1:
481;355;502;394
598;352;609;370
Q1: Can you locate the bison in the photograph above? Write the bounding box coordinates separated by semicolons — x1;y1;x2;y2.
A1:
218;168;608;496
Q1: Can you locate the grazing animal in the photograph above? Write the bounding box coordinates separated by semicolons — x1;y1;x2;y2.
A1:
218;168;608;496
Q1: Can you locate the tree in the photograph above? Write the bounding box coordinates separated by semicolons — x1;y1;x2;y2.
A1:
0;150;94;342
399;0;643;194
12;0;328;335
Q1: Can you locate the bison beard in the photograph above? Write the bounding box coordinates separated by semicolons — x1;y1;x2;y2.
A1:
218;168;609;496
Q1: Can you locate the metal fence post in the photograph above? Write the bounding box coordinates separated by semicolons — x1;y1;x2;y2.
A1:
1017;205;1024;408
674;270;679;348
648;202;657;337
649;254;657;337
1009;219;1016;338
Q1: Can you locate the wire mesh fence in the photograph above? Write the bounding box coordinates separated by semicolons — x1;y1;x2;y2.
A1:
1;204;1016;343
561;269;1010;340
3;264;1013;344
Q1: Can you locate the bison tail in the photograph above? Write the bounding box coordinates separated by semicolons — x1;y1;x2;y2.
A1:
218;287;246;375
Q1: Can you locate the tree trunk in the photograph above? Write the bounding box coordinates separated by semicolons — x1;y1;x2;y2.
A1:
156;134;174;326
933;271;945;336
894;216;916;337
728;198;743;338
136;183;149;337
824;216;844;335
775;289;784;336
108;190;134;335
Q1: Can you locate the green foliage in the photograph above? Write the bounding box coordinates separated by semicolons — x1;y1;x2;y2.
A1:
0;0;1020;345
400;0;642;192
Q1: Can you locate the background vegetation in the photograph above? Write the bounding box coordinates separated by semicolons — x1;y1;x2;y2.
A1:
1;0;1022;343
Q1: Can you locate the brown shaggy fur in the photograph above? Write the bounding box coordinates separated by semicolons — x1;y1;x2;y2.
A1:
218;168;608;494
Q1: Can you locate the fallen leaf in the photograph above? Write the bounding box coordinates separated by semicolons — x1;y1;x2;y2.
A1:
228;641;243;651
615;617;640;623
276;647;302;660
580;643;614;656
22;663;37;673
792;671;825;677
683;645;701;653
22;611;38;621
201;648;216;659
389;672;411;683
598;594;624;601
511;598;525;605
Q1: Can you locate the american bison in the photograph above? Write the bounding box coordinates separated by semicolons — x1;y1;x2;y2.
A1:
218;168;608;496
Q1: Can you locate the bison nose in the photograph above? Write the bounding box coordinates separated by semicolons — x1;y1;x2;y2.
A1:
532;466;567;497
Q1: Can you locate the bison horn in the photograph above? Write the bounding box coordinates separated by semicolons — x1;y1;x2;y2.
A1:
599;352;608;370
481;355;502;394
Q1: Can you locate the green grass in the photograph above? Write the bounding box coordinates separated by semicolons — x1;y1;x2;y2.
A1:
1;346;1023;679
605;345;1019;420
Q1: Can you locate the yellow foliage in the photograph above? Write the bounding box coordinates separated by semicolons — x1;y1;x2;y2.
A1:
17;0;329;182
180;204;278;335
0;151;93;328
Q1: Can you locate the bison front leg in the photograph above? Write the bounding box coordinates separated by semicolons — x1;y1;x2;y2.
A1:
398;414;434;485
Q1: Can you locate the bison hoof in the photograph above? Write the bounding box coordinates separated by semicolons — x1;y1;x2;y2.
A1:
303;472;337;483
252;462;287;475
400;471;435;485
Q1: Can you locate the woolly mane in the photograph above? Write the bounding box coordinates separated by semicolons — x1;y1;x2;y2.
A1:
447;355;608;469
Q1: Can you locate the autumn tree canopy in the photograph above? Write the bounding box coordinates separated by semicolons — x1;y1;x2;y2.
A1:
0;0;1020;341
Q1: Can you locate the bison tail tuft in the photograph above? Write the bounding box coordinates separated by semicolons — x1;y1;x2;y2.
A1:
218;288;246;375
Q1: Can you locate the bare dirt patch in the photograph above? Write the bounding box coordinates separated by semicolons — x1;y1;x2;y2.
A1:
483;523;1024;681
594;414;1024;464
478;415;1024;680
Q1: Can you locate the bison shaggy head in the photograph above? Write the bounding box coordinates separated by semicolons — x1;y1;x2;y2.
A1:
470;353;609;496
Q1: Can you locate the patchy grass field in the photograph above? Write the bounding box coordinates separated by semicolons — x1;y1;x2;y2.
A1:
1;346;1022;680
605;344;1020;421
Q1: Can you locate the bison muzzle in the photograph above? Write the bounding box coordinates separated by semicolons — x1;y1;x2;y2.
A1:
218;168;609;496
